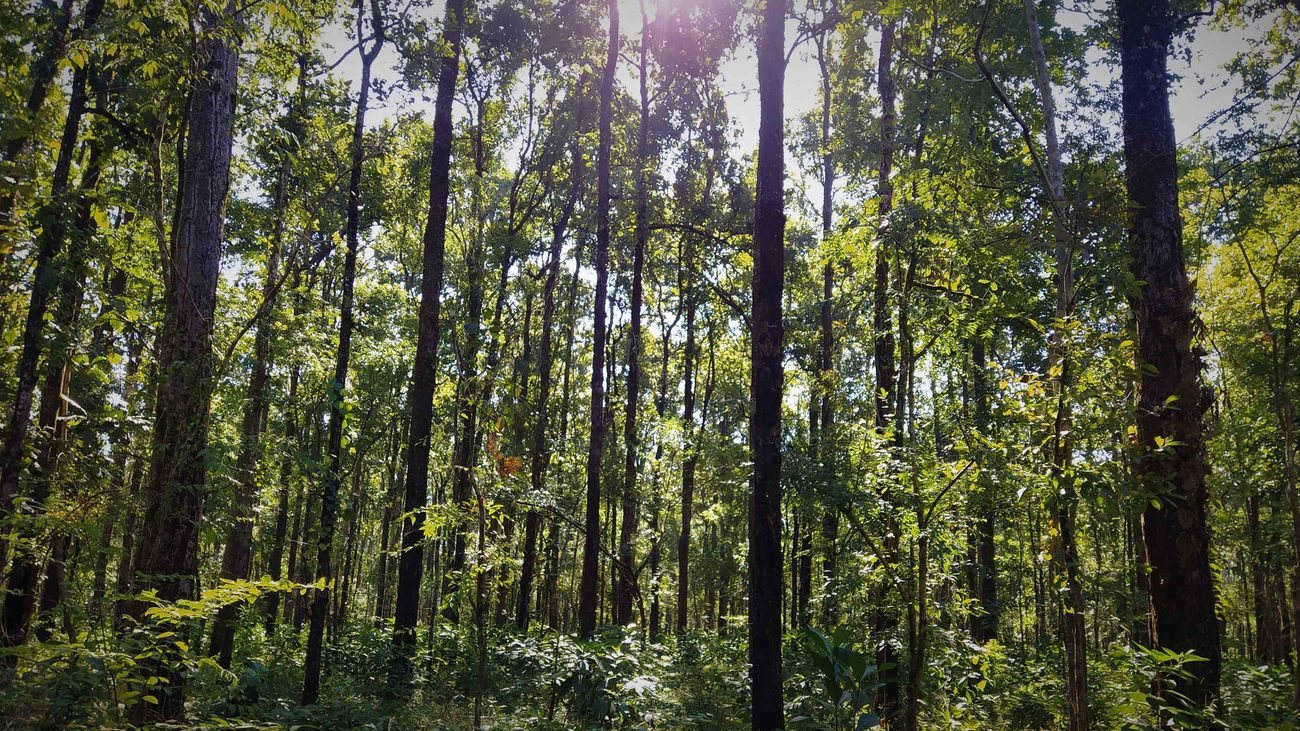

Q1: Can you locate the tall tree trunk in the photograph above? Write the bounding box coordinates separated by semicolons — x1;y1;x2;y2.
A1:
0;4;101;565
578;0;618;639
261;52;310;638
814;20;838;629
751;0;787;725
872;18;901;725
128;5;238;720
616;7;651;628
1022;2;1089;726
1118;0;1221;707
303;1;382;702
1;135;106;654
390;0;466;690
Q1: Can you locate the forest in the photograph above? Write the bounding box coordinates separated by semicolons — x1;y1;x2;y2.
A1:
0;0;1297;728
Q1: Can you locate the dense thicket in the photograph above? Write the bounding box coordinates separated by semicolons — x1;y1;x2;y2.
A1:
0;0;1296;728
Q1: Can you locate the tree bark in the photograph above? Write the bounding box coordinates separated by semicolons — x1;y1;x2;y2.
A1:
128;5;238;720
1118;0;1221;707
389;0;466;692
578;0;618;639
750;0;787;725
303;0;382;702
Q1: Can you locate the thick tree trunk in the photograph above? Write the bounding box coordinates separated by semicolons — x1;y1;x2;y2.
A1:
389;0;466;692
750;0;786;725
1118;0;1221;707
128;6;238;720
578;0;618;639
303;3;382;702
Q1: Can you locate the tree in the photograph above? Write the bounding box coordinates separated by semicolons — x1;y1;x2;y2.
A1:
578;0;617;640
389;0;468;691
127;2;239;720
302;0;385;704
1118;0;1221;708
750;0;787;726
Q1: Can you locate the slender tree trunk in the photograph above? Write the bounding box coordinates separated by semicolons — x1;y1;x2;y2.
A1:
1022;3;1089;726
1;136;105;653
209;117;290;667
579;0;618;639
303;2;382;702
128;5;238;720
1118;0;1221;707
265;363;299;633
389;0;466;692
751;0;787;725
872;18;901;725
971;338;998;643
814;21;838;630
616;8;651;628
0;8;100;565
518;137;582;630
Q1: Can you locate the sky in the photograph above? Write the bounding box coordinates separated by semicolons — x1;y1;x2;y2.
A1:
319;1;1277;160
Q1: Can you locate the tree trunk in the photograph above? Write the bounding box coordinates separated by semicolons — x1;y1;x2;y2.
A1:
518;134;582;631
303;1;382;702
1022;2;1089;726
128;5;238;720
0;9;100;566
971;338;998;643
389;0;466;692
209;115;290;667
1118;0;1221;707
872;18;901;725
1;135;105;654
616;10;651;628
578;0;618;640
751;0;787;725
814;20;838;630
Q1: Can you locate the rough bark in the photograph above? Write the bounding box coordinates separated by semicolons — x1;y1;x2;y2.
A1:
750;0;787;725
1118;0;1221;707
128;5;238;720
